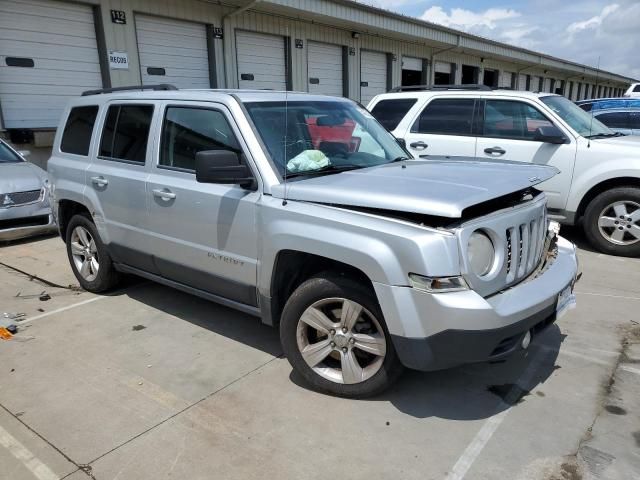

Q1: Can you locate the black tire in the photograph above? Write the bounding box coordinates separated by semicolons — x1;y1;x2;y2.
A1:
280;274;404;398
583;187;640;257
65;213;121;292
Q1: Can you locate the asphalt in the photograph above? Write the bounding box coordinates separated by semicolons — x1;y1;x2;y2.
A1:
0;228;638;480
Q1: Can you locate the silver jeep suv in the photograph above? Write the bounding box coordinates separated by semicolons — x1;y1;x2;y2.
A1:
48;85;578;397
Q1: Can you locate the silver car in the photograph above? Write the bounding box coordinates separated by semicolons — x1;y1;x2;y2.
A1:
48;87;579;397
0;140;56;241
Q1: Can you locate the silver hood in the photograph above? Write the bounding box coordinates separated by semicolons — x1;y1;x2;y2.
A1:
0;161;48;194
271;159;558;218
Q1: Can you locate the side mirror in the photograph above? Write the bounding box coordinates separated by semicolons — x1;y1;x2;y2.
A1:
195;150;255;189
396;137;406;149
534;125;567;144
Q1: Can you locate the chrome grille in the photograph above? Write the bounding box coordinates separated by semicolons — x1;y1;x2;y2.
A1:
505;213;547;284
459;193;549;298
0;189;42;207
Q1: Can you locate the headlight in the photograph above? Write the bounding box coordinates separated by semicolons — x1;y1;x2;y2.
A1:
468;230;495;277
409;273;468;293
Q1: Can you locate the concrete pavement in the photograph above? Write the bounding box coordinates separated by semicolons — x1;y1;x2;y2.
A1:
0;231;638;479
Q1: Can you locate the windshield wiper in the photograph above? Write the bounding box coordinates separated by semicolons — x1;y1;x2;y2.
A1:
584;132;626;139
389;156;411;163
285;164;365;178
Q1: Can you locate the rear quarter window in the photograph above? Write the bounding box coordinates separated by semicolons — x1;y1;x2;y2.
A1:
370;98;418;130
60;106;99;156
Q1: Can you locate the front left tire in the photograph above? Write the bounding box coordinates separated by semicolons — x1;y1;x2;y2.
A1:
280;274;404;398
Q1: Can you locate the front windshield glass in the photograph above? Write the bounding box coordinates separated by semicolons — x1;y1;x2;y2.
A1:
541;95;614;138
0;142;23;163
244;101;407;178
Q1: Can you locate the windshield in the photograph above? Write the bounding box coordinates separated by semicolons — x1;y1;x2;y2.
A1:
244;100;407;178
0;142;23;163
541;95;614;138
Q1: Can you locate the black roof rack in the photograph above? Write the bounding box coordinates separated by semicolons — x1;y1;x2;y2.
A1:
81;84;178;96
389;84;493;92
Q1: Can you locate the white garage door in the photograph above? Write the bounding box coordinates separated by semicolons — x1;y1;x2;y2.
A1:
307;41;343;97
360;50;387;105
236;31;286;90
402;57;422;72
136;15;210;89
0;0;102;129
518;74;528;90
500;71;514;88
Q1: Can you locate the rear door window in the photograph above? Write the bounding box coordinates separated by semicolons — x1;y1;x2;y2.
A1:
369;98;417;130
99;105;154;164
411;98;476;135
595;112;630;129
60;106;99;156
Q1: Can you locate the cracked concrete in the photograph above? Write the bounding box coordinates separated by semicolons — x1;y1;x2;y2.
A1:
0;230;638;480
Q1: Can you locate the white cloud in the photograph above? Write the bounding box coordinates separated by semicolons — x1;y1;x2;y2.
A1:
421;6;520;30
567;3;619;34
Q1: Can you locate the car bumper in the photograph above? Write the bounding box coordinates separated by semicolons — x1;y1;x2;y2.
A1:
0;203;57;242
374;235;579;371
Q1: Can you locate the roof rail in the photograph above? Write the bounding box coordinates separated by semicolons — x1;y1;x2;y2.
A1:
81;84;178;96
389;84;493;92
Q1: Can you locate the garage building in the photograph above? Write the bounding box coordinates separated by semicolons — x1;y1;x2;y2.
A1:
0;0;636;138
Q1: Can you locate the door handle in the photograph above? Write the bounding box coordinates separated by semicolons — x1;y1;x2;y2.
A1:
409;141;428;150
90;176;108;187
484;147;506;155
152;188;176;201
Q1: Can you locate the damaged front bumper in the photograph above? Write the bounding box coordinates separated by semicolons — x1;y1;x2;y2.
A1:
374;232;579;371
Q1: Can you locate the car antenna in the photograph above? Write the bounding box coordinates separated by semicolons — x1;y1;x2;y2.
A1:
282;29;290;206
588;57;601;149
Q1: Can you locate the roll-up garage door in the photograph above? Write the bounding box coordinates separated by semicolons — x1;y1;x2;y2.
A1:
136;15;210;89
236;31;287;90
518;74;528;90
360;50;387;105
307;41;343;97
0;0;102;129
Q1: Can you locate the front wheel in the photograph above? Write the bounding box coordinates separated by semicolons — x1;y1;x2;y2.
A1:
583;187;640;257
280;275;403;398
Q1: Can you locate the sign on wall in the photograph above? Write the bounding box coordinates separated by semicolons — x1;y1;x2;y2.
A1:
213;27;223;39
108;51;129;70
110;10;126;24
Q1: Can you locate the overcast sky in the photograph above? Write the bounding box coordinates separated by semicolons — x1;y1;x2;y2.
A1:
357;0;640;80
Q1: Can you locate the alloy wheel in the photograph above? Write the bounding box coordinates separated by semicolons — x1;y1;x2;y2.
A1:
70;225;99;282
597;201;640;246
296;297;387;385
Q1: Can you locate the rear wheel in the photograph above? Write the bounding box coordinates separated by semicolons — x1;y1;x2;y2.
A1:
583;187;640;257
280;275;403;398
66;214;120;292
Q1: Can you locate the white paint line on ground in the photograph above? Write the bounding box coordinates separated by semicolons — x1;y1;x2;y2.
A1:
20;296;106;325
446;350;548;480
620;365;640;376
0;423;59;480
575;291;640;301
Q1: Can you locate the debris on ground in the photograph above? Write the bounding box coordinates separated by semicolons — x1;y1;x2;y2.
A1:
3;312;25;320
0;327;13;340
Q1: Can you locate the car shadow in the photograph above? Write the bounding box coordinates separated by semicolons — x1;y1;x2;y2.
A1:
110;276;563;421
560;224;598;253
289;325;564;420
120;281;283;357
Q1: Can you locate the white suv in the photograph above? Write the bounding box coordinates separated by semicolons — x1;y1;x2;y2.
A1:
369;87;640;257
624;83;640;97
